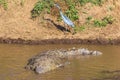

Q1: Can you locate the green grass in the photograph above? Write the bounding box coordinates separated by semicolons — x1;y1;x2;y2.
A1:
65;0;79;21
93;15;114;27
31;0;79;21
31;0;54;18
86;16;93;24
31;0;105;19
31;0;106;20
74;25;86;32
78;0;105;6
93;19;107;27
75;15;114;32
0;0;7;10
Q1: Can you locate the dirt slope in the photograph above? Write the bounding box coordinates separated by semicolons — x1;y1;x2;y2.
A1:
0;0;120;44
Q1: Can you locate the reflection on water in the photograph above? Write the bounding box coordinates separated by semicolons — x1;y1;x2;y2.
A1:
0;44;120;80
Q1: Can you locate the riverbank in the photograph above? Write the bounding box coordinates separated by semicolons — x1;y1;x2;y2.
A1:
0;38;120;45
0;0;120;45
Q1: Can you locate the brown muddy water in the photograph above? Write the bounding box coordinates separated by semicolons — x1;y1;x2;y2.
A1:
0;44;120;80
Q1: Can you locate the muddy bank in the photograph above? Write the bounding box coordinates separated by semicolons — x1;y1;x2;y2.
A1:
0;38;120;45
0;0;120;45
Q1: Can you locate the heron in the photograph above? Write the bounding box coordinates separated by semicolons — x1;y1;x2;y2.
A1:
54;3;75;34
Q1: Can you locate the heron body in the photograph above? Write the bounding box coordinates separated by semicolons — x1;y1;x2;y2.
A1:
59;11;75;28
55;4;75;34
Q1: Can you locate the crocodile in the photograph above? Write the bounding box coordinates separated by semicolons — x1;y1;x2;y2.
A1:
25;48;102;74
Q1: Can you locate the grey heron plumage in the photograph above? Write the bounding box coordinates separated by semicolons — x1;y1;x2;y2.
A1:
54;3;75;33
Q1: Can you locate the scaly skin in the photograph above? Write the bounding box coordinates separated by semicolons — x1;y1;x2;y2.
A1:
25;48;102;74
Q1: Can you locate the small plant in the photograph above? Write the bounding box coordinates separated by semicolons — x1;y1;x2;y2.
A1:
78;0;105;6
65;0;79;21
93;15;114;27
78;0;89;6
31;0;54;18
74;25;85;32
86;16;93;24
102;15;114;24
90;0;103;6
93;19;107;27
0;0;7;10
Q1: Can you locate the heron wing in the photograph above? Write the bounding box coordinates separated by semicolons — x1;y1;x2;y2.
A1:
63;15;74;27
60;11;74;27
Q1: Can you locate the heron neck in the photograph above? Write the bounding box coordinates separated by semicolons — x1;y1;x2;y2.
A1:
59;10;63;15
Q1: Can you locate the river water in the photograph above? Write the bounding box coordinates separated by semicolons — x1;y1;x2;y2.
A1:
0;43;120;80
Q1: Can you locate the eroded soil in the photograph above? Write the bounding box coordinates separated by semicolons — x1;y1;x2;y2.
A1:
0;0;120;44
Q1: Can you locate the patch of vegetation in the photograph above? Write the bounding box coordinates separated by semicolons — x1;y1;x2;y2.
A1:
65;0;79;21
103;15;114;24
74;25;85;32
0;0;7;10
76;15;114;32
31;0;54;18
31;0;106;20
32;0;79;21
78;0;105;6
93;15;114;27
86;16;93;24
93;19;107;27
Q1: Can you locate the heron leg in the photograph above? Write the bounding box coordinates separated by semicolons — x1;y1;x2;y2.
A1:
63;23;69;35
64;24;68;32
71;28;76;35
69;27;76;35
